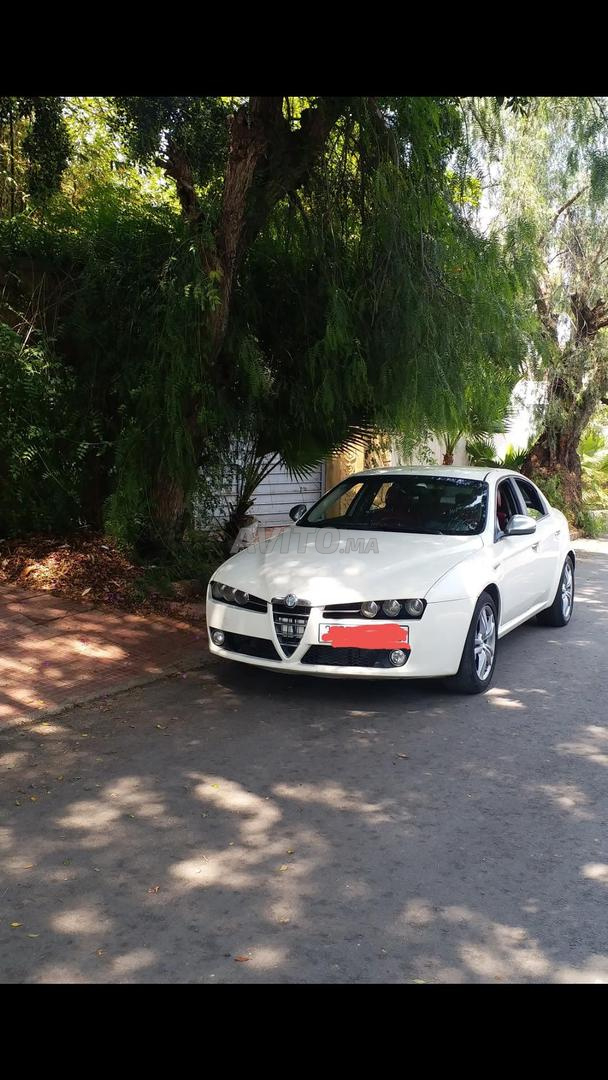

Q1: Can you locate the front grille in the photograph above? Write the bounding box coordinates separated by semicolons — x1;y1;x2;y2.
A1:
301;645;410;669
272;600;310;657
218;630;281;662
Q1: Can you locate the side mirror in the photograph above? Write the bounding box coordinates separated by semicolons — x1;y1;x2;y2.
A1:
289;503;307;522
504;513;536;537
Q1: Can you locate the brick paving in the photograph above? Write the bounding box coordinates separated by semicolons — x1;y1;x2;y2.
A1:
0;585;206;724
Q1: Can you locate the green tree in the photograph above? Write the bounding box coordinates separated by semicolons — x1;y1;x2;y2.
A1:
108;95;532;544
0;97;70;215
477;97;608;511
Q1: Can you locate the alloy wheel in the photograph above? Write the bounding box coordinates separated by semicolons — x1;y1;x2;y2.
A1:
474;604;496;681
561;562;574;620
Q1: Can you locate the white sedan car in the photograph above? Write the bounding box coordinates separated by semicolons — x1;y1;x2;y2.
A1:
206;467;574;694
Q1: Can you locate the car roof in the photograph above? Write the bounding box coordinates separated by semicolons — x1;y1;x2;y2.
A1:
352;465;517;482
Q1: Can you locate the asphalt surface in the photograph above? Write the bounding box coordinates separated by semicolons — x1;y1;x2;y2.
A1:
1;549;607;983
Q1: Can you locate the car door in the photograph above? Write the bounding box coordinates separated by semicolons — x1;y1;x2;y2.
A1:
511;476;561;606
492;478;541;625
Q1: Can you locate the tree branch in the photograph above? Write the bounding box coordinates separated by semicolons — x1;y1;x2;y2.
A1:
540;187;587;245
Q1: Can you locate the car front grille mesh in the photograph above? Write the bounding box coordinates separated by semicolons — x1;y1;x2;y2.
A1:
302;645;408;669
271;601;310;656
219;630;281;662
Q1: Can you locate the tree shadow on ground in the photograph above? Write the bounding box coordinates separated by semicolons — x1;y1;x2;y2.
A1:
1;555;607;983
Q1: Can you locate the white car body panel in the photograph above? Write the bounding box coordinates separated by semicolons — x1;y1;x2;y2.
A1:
206;467;573;680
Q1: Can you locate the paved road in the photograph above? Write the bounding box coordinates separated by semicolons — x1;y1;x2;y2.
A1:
1;550;607;983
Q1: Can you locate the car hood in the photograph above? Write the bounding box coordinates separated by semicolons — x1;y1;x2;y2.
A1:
212;527;483;605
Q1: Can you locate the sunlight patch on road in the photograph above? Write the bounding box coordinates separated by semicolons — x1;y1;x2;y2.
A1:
582;863;608;884
52;904;114;935
485;688;525;709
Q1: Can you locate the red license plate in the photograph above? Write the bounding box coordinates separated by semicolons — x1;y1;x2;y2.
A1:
319;624;410;649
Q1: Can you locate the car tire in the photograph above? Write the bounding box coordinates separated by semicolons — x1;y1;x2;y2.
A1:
536;555;574;627
445;591;498;695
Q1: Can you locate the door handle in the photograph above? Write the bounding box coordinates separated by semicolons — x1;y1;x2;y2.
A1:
532;542;539;552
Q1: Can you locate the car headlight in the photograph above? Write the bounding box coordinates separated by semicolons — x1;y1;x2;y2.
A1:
360;600;379;618
234;589;250;606
382;599;402;617
211;580;236;603
403;598;425;617
211;580;225;601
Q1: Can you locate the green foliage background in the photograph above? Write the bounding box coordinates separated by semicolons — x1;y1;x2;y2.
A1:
0;96;540;548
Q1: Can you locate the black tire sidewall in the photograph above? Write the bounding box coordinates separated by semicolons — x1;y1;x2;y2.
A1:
450;590;498;693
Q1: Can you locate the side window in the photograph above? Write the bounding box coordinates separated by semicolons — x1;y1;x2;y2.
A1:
327;482;364;519
513;478;546;520
496;480;519;536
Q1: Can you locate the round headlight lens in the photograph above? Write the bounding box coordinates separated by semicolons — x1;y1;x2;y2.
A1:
360;600;379;618
222;586;235;603
382;599;401;617
211;581;223;600
404;598;424;617
234;589;250;606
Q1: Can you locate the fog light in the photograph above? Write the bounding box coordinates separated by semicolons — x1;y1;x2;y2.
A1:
389;649;407;667
211;630;225;646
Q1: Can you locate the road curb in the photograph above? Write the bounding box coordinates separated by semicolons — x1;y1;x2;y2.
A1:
3;653;208;730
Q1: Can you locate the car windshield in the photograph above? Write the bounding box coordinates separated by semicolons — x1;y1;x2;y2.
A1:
299;474;489;535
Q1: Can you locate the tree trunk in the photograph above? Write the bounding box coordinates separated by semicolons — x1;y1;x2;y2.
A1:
525;283;608;516
521;427;583;511
443;451;454;465
149;96;350;545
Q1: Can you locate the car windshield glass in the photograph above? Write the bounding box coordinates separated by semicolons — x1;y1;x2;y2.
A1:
299;475;488;535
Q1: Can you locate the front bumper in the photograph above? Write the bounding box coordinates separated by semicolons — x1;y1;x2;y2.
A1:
206;594;475;678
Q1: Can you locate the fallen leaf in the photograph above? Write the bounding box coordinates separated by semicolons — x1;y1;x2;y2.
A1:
148;885;160;894
27;933;40;938
30;796;37;802
81;587;92;596
397;753;409;759
278;864;289;872
286;849;295;855
278;917;290;925
234;956;250;962
15;800;21;806
20;865;35;870
96;949;104;957
11;922;22;928
413;979;426;984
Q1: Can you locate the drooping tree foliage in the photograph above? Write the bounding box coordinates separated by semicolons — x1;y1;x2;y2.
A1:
1;96;533;549
0;97;71;213
472;96;608;512
106;96;532;544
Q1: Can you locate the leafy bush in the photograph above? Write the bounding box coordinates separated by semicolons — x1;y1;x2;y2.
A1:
576;510;607;539
0;322;82;534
